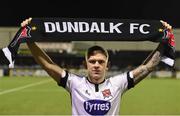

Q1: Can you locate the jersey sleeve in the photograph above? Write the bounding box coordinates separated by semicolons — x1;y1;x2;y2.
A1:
58;70;69;88
58;70;83;92
110;71;134;93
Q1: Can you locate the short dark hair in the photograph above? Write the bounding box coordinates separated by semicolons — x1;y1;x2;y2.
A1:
85;45;109;60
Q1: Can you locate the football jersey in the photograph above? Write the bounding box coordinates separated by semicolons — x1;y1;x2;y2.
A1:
59;71;134;115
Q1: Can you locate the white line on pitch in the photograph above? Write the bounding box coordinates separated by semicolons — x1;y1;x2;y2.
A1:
0;79;52;95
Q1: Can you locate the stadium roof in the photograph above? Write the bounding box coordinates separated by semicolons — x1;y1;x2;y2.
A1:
0;0;179;28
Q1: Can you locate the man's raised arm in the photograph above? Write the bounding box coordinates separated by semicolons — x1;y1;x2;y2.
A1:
27;42;65;83
132;43;163;85
22;18;66;83
132;20;174;85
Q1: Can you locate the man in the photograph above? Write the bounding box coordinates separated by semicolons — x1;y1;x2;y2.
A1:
21;18;173;115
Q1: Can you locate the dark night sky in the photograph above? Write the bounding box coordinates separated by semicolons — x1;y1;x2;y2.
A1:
0;0;179;28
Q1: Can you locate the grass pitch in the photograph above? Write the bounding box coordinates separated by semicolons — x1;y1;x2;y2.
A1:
0;76;180;115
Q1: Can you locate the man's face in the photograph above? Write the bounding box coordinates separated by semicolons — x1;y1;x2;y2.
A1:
86;52;108;83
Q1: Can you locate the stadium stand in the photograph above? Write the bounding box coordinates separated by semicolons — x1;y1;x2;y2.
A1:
0;27;180;78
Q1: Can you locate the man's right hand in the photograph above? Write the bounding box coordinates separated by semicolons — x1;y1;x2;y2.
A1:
21;17;32;27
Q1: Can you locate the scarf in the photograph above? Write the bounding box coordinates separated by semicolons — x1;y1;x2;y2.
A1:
0;18;175;68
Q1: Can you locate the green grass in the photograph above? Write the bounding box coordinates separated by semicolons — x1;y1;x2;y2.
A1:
121;78;180;115
0;76;180;115
0;76;71;115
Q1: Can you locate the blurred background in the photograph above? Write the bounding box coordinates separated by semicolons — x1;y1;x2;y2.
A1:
0;0;180;115
0;0;179;77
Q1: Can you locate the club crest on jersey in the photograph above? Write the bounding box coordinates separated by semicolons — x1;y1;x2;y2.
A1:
84;99;111;115
10;26;32;47
102;89;112;99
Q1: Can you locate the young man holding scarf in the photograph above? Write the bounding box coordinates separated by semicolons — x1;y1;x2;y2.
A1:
19;18;174;115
